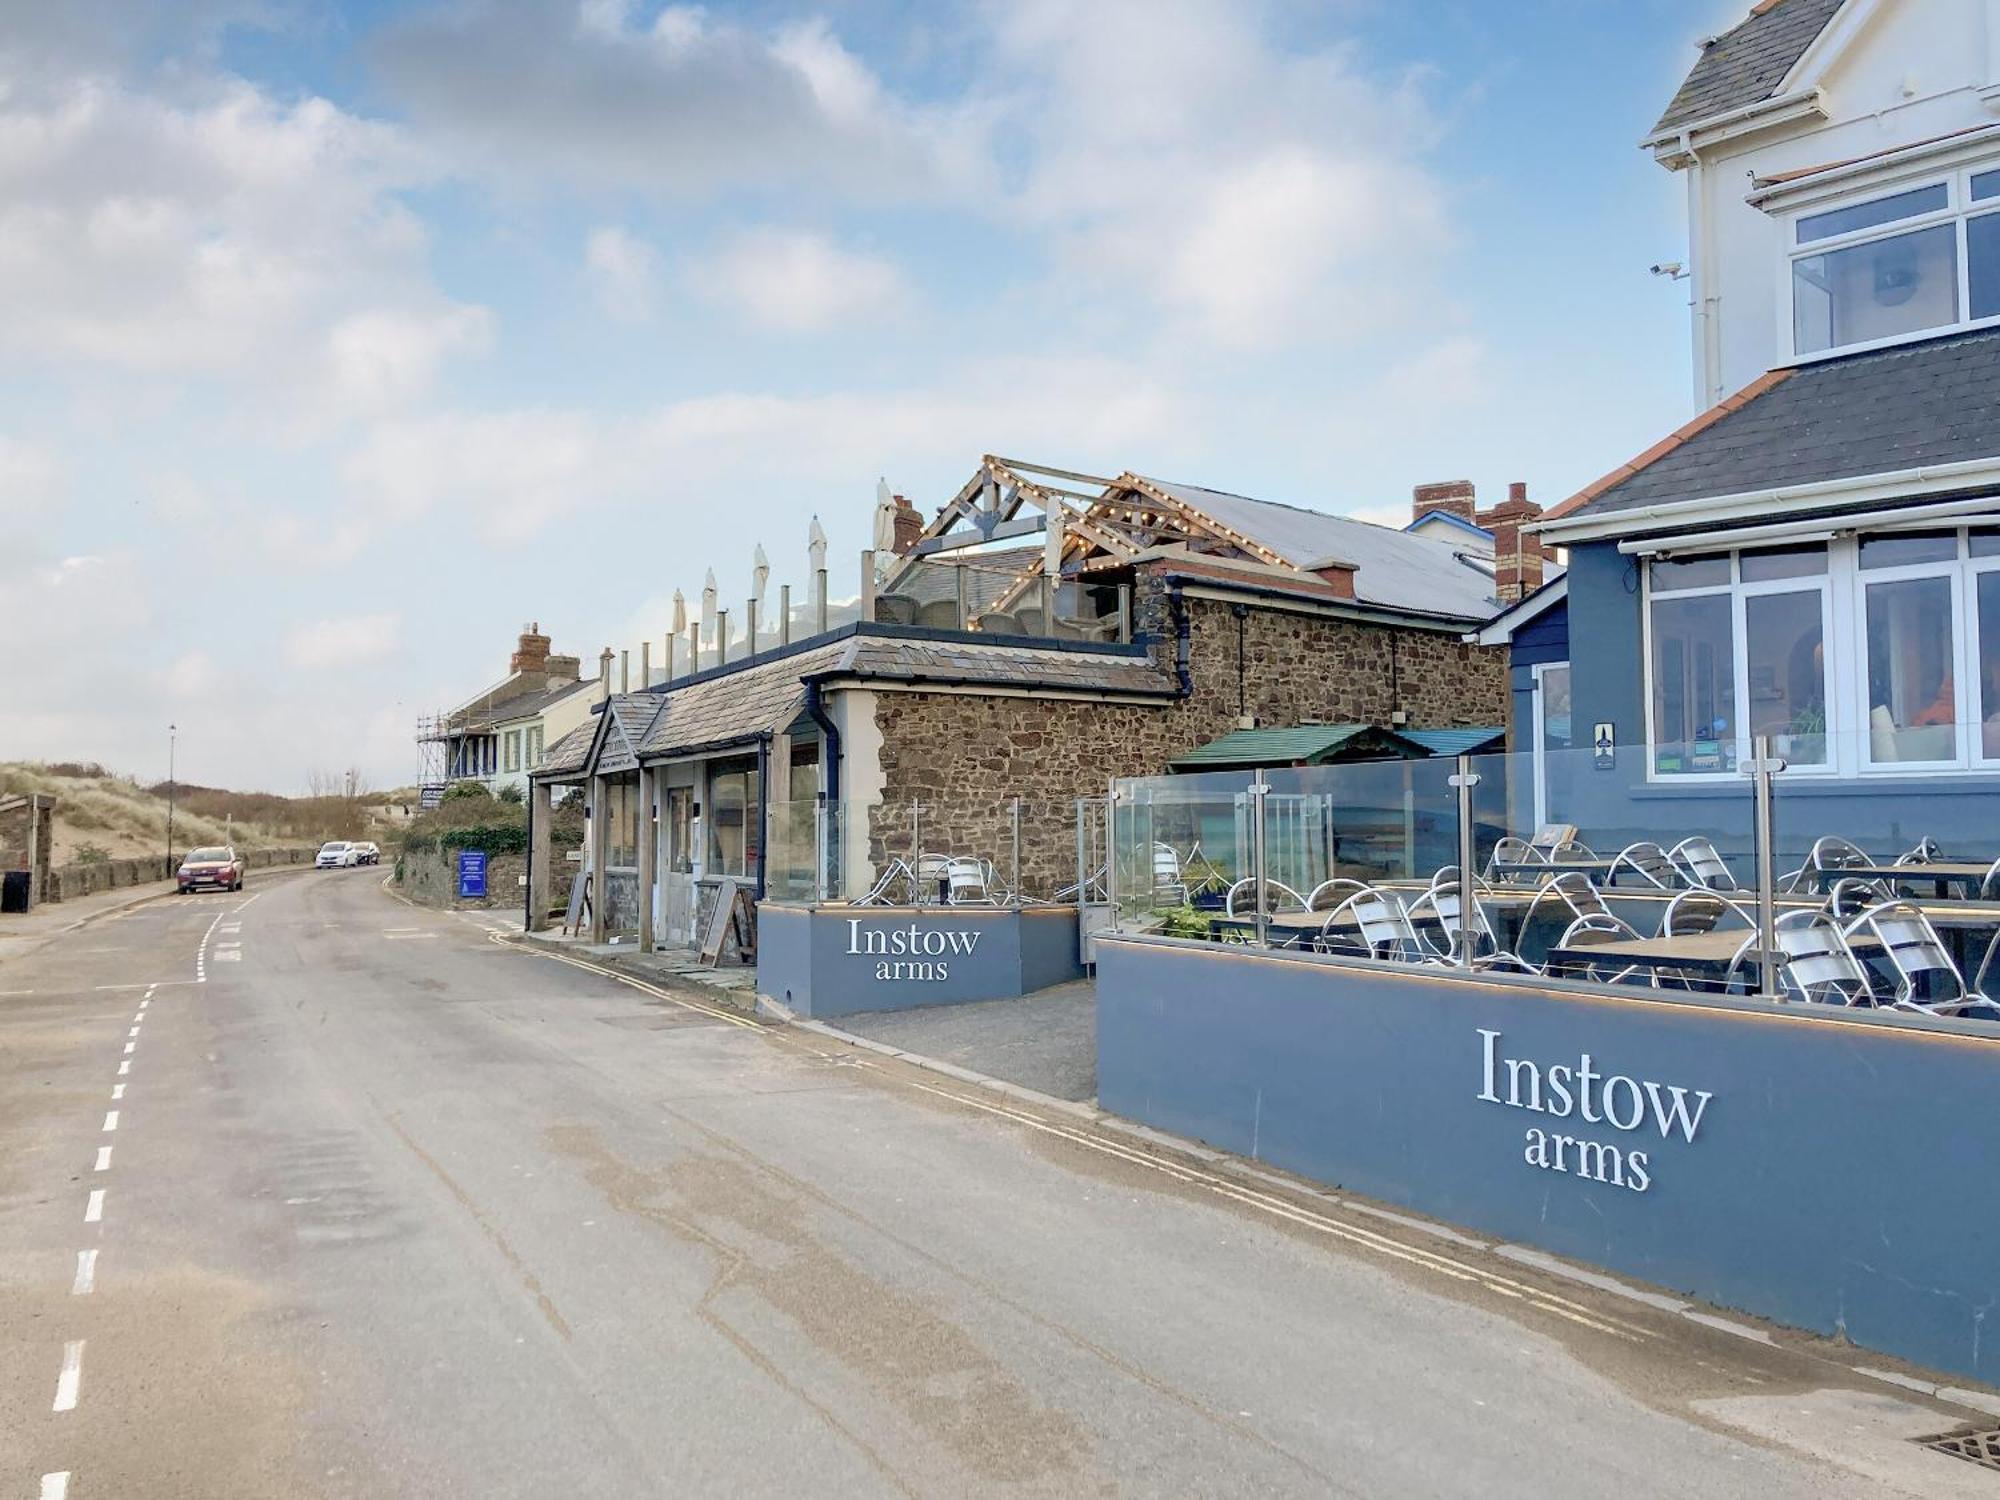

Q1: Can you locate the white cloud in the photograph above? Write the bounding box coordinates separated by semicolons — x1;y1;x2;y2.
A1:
584;225;660;323
988;0;1452;349
371;2;990;201
0;437;65;520
282;612;401;671
695;229;906;333
0;67;487;418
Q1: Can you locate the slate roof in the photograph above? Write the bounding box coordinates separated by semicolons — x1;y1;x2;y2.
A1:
533;721;596;781
596;694;664;776
491;677;592;725
1653;0;1845;135
1139;477;1504;623
1549;326;2000;527
638;641;851;761
828;636;1176;697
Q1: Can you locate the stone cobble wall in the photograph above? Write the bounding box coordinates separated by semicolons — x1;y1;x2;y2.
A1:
396;846;528;911
868;593;1507;896
47;846;318;902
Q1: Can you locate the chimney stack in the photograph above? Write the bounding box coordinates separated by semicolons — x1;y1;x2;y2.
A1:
597;647;613;702
1476;482;1547;604
511;621;551;675
543;653;581;686
1411;480;1476;528
890;494;924;556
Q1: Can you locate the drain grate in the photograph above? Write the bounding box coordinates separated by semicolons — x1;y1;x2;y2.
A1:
1923;1427;2000;1471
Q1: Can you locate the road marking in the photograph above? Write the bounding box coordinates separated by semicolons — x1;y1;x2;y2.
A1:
216;950;241;962
94;981;199;990
41;1473;70;1499
102;1111;118;1133
133;1010;145;1021
116;1060;129;1075
216;941;241;949
111;1084;124;1100
52;1340;84;1411
123;1042;135;1055
72;1249;97;1295
382;933;437;941
127;1026;140;1038
0;988;36;996
84;1190;104;1223
95;1147;111;1171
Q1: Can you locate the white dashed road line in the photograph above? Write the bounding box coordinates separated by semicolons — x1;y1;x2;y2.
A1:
51;1341;84;1412
41;1472;70;1499
102;1111;118;1133
111;1084;124;1100
95;1146;111;1171
71;1250;97;1296
84;1191;104;1224
116;1060;129;1075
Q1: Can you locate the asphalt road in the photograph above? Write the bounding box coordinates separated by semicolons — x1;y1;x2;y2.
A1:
1;869;1990;1497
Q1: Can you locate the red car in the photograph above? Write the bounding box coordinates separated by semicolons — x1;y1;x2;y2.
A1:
178;846;245;893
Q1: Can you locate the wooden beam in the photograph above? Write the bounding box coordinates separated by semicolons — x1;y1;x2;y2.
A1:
985;454;1119;489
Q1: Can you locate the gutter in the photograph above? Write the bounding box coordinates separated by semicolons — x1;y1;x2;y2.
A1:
1642;87;1826;165
1535;458;2000;547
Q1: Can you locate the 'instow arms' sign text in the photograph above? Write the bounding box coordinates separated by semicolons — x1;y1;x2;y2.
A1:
847;919;981;981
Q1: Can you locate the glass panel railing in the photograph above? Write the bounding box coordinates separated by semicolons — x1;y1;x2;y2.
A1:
873;558;1130;642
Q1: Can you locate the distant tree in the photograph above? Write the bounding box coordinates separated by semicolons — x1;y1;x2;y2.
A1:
496;783;524;804
443;780;494;802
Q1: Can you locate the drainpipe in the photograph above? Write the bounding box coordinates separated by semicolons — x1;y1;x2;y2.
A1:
1231;601;1249;721
803;678;842;804
1167;584;1194;699
754;733;770;901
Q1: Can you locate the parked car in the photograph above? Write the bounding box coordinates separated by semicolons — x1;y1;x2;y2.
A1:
177;846;245;893
316;841;358;869
353;841;381;866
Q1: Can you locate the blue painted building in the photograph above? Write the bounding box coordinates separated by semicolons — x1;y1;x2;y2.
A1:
1484;0;2000;863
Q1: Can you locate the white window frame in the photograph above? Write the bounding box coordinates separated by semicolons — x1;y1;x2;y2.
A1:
1780;164;2000;364
1530;660;1571;830
1644;528;2000;782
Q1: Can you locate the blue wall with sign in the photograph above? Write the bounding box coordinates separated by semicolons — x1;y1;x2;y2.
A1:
1097;935;2000;1384
760;904;1083;1017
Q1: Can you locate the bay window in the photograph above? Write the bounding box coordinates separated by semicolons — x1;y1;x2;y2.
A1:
1787;166;2000;358
1647;528;2000;776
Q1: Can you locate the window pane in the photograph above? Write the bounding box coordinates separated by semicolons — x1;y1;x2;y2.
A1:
1974;169;2000;203
1983;573;2000;759
1651;554;1730;590
1796;184;1948;243
1745;590;1827;765
1539;664;1572;824
1860;530;1958;568
1971;530;2000;557
1651;595;1736;774
1739;543;1826;581
1793;223;1958;354
1865;576;1957;761
1970;211;2000;321
704;760;762;878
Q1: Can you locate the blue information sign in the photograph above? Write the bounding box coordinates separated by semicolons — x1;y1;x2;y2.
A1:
456;849;488;899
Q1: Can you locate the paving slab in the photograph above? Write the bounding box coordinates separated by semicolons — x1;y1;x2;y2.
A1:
828;978;1097;1102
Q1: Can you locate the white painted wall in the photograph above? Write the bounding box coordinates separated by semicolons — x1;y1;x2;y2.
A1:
1676;0;2000;401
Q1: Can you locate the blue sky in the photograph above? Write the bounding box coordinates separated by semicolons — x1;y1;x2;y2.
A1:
0;0;1746;790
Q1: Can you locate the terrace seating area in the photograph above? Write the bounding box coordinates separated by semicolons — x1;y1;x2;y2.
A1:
1113;748;2000;1026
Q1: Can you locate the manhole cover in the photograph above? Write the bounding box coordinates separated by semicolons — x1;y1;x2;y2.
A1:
1922;1426;2000;1471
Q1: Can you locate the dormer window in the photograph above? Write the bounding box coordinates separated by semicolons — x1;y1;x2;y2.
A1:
1788;167;2000;357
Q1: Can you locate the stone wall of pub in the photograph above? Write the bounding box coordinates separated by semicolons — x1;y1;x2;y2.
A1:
870;594;1508;897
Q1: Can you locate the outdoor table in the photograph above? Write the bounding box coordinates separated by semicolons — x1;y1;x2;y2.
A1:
1544;928;1754;986
1486;857;1621;886
1823;861;1994;899
1208;911;1333;949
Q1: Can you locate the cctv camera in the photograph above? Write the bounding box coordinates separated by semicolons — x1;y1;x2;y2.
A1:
1650;261;1687;280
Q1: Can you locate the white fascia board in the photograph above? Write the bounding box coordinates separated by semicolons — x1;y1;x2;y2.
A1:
1644;88;1828;166
1748;122;2000;210
1472;577;1568;646
1536;458;2000;545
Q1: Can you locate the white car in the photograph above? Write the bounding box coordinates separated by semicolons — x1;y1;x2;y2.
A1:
316;841;358;869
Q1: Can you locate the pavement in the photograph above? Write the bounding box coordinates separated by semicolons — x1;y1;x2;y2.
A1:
830;980;1097;1102
2;867;1995;1497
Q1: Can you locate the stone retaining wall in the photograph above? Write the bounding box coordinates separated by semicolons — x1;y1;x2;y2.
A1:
47;846;318;902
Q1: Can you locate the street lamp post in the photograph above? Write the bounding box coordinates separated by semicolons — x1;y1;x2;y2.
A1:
166;723;177;868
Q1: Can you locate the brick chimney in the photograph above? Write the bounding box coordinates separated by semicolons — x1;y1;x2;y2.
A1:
510;621;551;675
1411;480;1476;527
1304;556;1358;599
543;653;581;685
891;493;924;555
1477;482;1546;604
